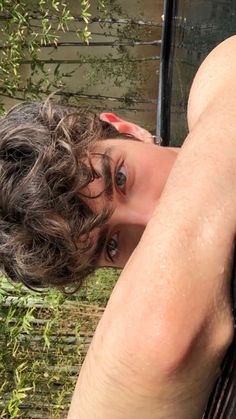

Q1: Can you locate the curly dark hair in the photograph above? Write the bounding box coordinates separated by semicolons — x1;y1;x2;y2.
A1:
0;100;124;291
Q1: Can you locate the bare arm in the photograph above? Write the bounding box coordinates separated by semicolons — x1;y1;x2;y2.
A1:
68;37;236;419
188;36;236;130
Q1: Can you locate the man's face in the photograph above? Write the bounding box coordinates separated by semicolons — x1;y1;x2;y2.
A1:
87;139;179;268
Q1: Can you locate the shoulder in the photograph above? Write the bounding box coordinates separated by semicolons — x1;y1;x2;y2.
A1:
188;35;236;130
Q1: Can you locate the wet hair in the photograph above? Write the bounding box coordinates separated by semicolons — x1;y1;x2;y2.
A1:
0;100;125;291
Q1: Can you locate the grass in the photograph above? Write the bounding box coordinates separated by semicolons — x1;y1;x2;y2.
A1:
73;268;120;306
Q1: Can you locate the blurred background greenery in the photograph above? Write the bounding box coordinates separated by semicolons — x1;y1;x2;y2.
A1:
0;0;163;131
0;0;162;417
0;271;118;418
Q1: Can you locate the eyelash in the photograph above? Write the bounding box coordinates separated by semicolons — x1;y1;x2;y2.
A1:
106;232;119;262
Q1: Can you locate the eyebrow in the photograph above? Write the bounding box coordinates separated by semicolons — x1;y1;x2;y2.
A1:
100;150;113;199
93;225;109;266
90;147;114;199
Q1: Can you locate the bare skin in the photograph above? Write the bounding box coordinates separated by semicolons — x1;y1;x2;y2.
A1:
86;138;179;268
68;36;236;418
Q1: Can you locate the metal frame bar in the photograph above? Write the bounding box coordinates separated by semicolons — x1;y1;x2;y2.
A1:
157;0;176;146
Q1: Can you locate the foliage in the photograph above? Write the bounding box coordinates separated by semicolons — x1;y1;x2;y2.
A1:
80;51;140;90
0;0;113;113
0;0;160;117
0;270;117;417
0;1;70;100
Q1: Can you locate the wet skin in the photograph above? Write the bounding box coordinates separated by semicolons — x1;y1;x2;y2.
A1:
87;139;179;268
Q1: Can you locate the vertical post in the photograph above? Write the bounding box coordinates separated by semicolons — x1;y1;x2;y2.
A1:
157;0;176;146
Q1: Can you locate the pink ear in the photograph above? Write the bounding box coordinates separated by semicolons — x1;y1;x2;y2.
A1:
99;113;122;123
100;113;154;143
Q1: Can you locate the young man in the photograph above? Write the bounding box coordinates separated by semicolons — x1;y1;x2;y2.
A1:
0;102;178;287
0;36;235;417
67;36;236;418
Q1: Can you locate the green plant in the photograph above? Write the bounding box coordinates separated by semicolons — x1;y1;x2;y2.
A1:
0;0;114;110
0;274;110;417
0;0;160;118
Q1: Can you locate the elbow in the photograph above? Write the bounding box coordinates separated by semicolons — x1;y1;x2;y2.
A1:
149;326;199;378
139;310;234;382
124;318;197;381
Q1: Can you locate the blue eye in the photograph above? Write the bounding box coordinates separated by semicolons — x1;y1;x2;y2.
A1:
115;164;127;191
106;233;118;262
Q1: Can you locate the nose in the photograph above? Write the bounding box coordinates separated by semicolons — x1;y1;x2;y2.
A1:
110;201;152;227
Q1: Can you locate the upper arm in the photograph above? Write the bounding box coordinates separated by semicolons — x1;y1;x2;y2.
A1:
69;208;234;418
188;35;236;130
69;38;236;418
